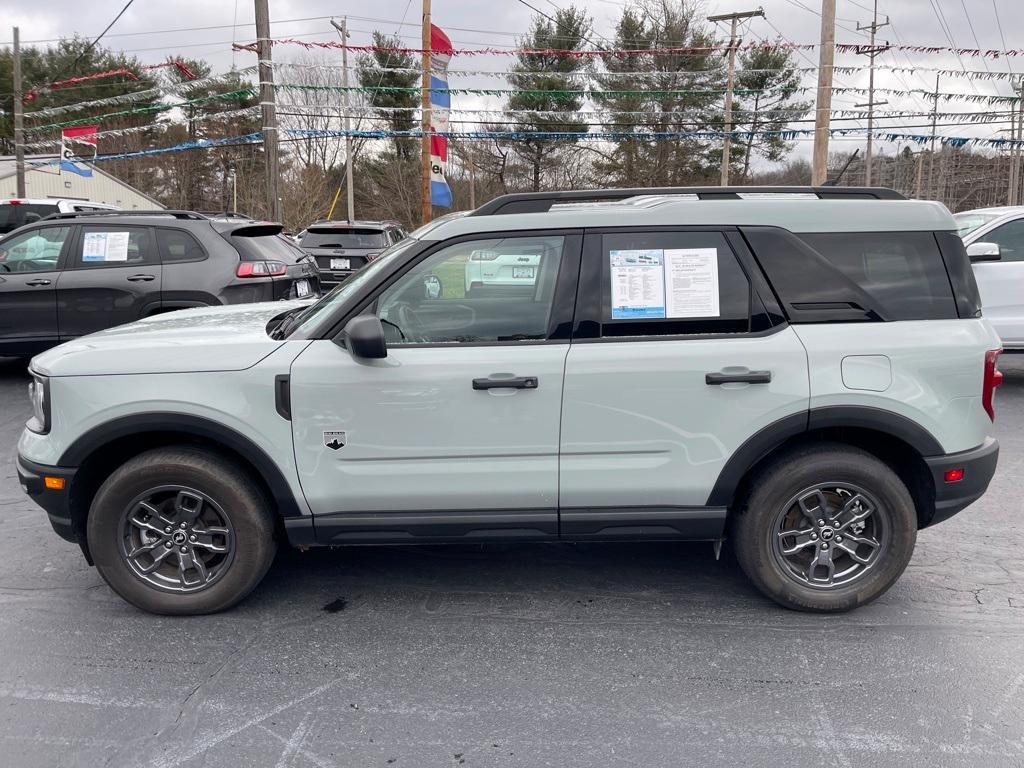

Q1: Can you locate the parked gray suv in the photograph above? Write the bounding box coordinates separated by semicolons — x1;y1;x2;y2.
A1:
298;219;407;287
17;187;1001;615
0;210;320;356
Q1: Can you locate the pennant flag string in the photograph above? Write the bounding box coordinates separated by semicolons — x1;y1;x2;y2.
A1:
25;88;258;134
236;38;1024;59
23;68;258;119
78;127;1024;165
22;60;199;103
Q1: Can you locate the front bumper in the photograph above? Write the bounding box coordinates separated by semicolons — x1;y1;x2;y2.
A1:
16;455;78;543
923;437;999;527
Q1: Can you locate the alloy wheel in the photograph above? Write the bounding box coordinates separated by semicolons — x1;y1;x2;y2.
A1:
770;483;890;590
118;485;235;593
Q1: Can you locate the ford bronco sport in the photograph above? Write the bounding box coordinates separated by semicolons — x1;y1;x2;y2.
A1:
17;187;1000;615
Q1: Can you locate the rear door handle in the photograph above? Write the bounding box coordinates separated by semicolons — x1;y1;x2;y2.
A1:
705;370;772;385
472;376;539;390
127;274;156;282
25;279;52;286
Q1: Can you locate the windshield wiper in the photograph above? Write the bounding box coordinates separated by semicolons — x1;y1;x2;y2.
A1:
273;306;307;339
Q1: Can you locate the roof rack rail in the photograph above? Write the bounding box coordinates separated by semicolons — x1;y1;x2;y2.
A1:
470;186;906;216
43;210;209;221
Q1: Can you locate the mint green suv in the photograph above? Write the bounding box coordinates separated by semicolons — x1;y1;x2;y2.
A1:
17;187;1002;615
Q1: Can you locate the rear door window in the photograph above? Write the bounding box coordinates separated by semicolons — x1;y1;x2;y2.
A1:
597;231;753;337
157;228;208;263
797;232;957;320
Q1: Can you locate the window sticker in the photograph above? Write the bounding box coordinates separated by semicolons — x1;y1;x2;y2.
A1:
82;231;130;262
610;249;666;318
664;248;720;318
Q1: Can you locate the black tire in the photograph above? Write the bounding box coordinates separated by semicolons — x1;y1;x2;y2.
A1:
87;447;277;615
731;443;917;612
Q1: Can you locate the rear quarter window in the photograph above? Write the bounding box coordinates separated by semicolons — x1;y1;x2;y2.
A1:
230;232;306;263
797;232;958;321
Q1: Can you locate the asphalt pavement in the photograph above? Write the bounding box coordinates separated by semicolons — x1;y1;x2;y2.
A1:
1;354;1022;767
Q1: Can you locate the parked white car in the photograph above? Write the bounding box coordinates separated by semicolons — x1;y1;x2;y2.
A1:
464;248;542;293
955;206;1024;349
0;198;120;235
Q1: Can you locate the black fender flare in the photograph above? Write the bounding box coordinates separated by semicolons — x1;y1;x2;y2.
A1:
58;412;303;518
705;405;944;507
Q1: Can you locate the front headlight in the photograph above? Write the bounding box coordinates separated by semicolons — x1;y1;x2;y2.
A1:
27;373;50;434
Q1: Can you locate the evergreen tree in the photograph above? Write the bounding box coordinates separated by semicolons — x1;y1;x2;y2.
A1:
505;7;591;191
593;0;725;187
732;45;810;182
357;33;419;159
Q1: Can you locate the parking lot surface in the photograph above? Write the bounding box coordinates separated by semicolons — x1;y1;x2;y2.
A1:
1;354;1022;768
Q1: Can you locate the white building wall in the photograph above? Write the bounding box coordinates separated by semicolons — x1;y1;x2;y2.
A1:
0;159;162;210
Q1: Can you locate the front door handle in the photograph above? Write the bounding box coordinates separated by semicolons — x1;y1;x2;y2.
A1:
705;370;772;385
472;376;539;390
25;278;52;286
127;274;155;282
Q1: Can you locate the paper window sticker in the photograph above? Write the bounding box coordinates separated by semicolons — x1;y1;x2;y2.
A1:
104;231;130;262
82;232;107;262
664;248;720;318
609;249;666;319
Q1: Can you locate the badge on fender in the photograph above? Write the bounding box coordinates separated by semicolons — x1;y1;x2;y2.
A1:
324;431;347;450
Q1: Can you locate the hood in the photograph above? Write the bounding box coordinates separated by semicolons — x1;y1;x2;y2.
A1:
32;301;307;377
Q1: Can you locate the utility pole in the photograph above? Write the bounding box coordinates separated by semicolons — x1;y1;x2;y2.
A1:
855;0;889;186
708;8;764;186
12;27;26;198
811;0;836;185
927;74;939;201
420;0;433;225
330;17;356;222
1009;79;1024;206
254;0;282;222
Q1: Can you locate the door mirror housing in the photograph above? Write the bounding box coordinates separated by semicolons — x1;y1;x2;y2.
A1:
967;242;1001;262
338;314;387;359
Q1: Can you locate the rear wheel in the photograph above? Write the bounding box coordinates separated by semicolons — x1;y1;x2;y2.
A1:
87;447;276;615
732;444;917;612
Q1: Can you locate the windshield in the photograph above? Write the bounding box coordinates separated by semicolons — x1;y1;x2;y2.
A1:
286;237;420;337
301;228;388;249
954;212;1001;238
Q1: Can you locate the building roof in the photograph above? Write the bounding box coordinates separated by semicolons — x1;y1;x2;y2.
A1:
0;155;164;208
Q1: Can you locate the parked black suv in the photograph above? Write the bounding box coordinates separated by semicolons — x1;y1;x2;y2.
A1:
297;219;407;287
0;210;319;357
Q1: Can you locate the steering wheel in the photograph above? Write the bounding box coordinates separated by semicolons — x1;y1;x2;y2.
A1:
391;301;431;343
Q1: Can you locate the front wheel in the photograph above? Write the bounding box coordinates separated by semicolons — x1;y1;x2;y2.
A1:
732;444;918;612
87;447;277;615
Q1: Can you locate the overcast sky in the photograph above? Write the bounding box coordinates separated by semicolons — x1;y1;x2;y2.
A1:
2;0;1022;163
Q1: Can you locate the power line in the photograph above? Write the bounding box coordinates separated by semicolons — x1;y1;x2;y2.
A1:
68;0;137;75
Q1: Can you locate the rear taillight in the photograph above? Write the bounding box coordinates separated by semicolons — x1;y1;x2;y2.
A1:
236;260;287;278
983;348;1003;421
470;250;500;261
365;252;381;262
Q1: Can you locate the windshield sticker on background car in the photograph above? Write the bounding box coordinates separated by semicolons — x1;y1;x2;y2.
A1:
82;231;130;262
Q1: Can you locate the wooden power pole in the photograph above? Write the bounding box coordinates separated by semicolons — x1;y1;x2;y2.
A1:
420;0;432;225
708;8;764;186
855;0;889;186
331;17;356;222
12;27;26;198
811;0;836;185
255;0;282;222
927;74;939;201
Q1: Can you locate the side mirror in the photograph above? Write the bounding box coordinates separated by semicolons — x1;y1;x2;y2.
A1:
338;314;387;359
423;274;442;300
967;242;1001;262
